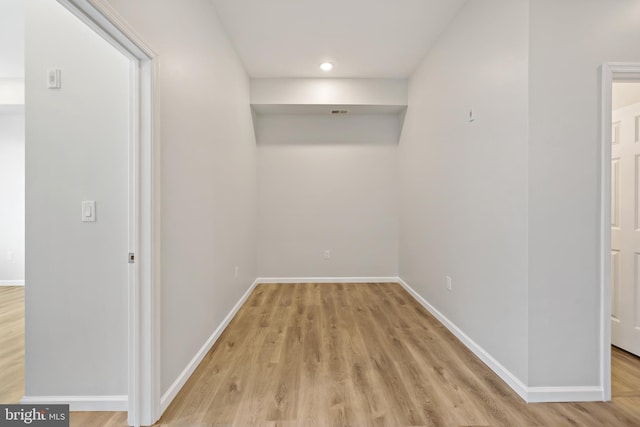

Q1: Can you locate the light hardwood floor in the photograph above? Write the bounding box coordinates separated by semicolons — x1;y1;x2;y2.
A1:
0;286;24;404
65;283;640;425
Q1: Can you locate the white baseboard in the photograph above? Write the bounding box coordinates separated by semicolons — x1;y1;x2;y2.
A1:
256;276;398;284
527;386;604;403
396;278;604;403
0;280;24;286
20;395;127;411
395;278;529;401
159;278;260;414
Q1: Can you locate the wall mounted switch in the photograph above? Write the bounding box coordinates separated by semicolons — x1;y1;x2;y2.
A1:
82;201;96;222
48;69;61;89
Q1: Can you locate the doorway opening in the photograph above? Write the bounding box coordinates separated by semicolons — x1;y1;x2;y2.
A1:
600;63;640;403
609;79;640;401
0;110;25;404
0;0;25;406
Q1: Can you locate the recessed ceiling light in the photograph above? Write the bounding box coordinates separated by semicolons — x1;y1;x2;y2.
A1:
320;62;333;71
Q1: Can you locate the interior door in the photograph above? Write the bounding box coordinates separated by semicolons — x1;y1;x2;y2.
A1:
25;0;131;405
611;101;640;357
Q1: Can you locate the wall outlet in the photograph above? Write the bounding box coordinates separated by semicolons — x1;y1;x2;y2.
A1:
7;251;14;261
446;276;452;291
234;266;239;278
323;250;330;259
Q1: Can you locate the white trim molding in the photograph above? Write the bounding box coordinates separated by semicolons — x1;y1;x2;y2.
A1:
0;280;24;286
21;395;128;412
256;277;398;284
160;279;260;414
527;387;604;403
397;278;604;403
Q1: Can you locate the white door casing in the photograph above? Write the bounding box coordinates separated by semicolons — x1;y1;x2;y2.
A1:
600;63;640;403
611;101;640;357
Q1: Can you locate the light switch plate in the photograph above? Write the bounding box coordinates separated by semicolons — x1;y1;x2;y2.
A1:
82;201;96;222
48;69;61;89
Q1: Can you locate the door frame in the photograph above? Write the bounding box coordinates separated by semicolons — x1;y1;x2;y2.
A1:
599;62;640;402
56;1;161;425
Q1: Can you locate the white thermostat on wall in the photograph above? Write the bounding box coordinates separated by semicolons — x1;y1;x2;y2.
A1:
82;201;96;222
47;69;61;89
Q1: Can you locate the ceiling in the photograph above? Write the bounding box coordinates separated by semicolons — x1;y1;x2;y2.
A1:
210;0;466;78
0;0;24;78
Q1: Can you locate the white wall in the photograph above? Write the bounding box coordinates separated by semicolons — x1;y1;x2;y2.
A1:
25;0;129;396
104;0;258;395
528;0;640;387
255;113;403;145
0;114;25;283
251;78;407;106
399;0;530;383
257;114;399;278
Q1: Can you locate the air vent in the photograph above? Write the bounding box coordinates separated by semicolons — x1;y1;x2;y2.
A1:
330;109;349;115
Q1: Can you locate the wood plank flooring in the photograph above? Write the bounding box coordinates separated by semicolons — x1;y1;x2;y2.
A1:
612;346;640;398
64;282;640;425
0;286;24;404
